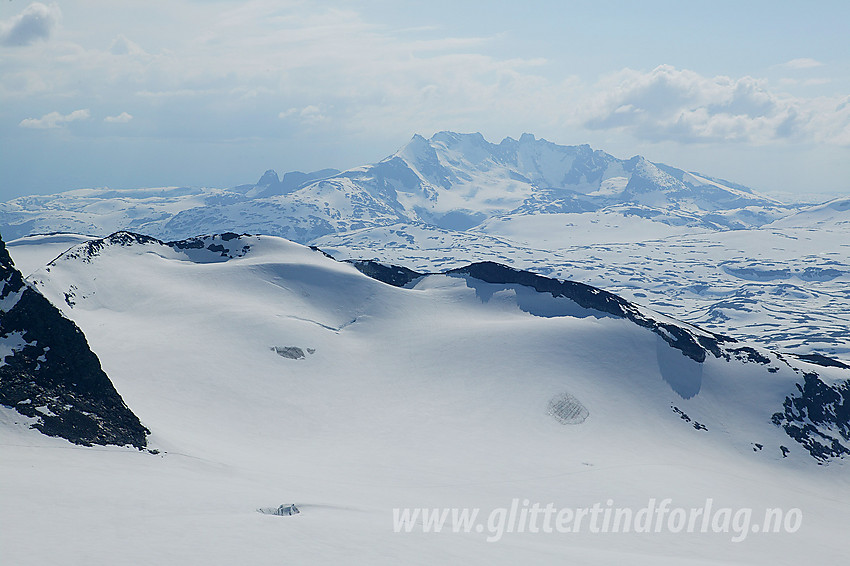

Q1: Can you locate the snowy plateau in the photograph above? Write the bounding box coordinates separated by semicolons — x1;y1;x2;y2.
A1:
1;132;849;564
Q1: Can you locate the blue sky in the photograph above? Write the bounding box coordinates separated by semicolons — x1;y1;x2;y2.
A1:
1;0;849;201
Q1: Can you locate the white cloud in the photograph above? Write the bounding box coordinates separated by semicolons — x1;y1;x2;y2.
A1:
782;58;824;70
136;89;212;98
19;108;90;129
2;2;847;154
0;2;60;47
104;112;133;123
802;78;832;87
578;65;850;145
299;105;326;122
108;35;145;56
279;105;331;126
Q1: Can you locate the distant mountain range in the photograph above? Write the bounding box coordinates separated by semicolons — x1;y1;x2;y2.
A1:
0;132;802;242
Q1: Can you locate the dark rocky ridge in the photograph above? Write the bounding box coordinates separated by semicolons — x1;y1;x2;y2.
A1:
772;373;850;461
447;262;731;363
53;231;253;266
349;260;423;288
352;259;730;363
792;353;850;370
249;168;341;198
0;234;148;448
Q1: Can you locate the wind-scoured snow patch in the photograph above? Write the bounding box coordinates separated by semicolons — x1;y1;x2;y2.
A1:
0;285;24;312
271;346;315;360
258;504;300;516
0;331;33;364
656;335;704;399
547;392;589;424
168;233;252;263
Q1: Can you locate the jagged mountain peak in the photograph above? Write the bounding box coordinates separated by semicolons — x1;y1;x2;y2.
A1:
257;169;281;186
429;130;489;147
246;168;341;199
382;132;780;212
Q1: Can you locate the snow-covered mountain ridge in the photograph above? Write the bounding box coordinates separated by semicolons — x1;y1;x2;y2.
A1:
21;230;850;463
0;132;798;242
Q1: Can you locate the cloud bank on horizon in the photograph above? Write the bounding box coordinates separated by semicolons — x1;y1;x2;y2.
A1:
0;0;848;199
0;2;59;47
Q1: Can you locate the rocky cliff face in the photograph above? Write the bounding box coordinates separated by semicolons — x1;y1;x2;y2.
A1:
0;233;148;448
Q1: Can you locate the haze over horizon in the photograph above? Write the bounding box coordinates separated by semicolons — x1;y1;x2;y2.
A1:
1;0;849;201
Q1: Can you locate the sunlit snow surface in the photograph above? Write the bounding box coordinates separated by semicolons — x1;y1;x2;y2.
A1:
315;216;850;361
2;233;849;565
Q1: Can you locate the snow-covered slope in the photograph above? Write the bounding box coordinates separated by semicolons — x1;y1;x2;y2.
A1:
0;132;796;243
4;233;96;277
3;231;848;565
765;196;850;229
0;168;340;242
0;186;212;241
